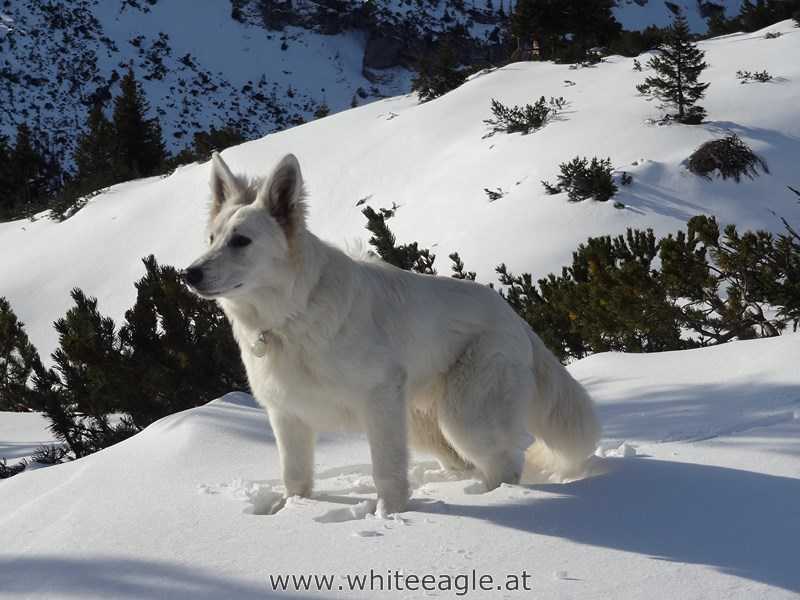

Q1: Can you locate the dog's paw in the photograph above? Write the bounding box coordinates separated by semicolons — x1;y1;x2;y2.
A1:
245;486;287;515
284;480;313;498
267;495;289;515
376;496;408;518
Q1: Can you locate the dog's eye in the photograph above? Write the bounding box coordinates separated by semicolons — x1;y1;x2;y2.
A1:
209;234;215;244
229;234;252;249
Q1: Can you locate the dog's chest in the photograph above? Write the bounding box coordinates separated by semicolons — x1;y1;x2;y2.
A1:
240;337;362;431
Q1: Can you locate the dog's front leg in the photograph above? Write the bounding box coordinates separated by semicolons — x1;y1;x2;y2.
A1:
364;372;410;515
267;408;315;513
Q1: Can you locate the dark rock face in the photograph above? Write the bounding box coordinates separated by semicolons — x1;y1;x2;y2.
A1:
364;34;405;70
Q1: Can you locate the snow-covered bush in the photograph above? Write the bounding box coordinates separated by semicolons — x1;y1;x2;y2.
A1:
542;156;618;202
0;458;26;479
484;96;564;135
688;134;769;182
736;69;773;83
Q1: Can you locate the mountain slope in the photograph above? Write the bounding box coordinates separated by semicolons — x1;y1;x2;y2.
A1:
1;20;798;359
0;0;413;160
1;333;798;598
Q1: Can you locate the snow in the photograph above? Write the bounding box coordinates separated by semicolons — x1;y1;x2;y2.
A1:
0;411;55;466
1;334;798;598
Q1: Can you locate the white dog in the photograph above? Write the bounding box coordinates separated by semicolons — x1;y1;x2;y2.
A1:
185;152;600;515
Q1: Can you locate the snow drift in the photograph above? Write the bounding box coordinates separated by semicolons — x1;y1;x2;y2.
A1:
1;334;798;598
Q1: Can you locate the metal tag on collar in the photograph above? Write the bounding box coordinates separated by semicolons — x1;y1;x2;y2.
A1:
251;331;269;357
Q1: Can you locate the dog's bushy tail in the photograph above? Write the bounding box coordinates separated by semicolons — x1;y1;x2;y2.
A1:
525;331;601;481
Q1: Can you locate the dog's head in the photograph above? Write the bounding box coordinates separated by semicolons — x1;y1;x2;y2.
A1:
183;152;306;301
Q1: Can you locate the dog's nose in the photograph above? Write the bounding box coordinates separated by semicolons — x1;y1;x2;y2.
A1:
183;267;204;286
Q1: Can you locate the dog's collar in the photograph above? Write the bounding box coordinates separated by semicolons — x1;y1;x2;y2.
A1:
250;331;270;357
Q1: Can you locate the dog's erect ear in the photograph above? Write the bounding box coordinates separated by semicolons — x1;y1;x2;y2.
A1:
209;152;241;215
257;154;306;236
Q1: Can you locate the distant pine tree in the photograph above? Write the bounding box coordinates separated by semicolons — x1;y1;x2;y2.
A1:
510;0;619;62
191;126;246;160
112;69;166;178
74;102;117;191
0;136;13;215
411;45;466;102
643;12;709;124
738;0;776;31
314;102;330;119
713;1;800;35
8;123;48;214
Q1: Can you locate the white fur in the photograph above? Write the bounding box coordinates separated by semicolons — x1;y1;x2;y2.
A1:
186;152;601;515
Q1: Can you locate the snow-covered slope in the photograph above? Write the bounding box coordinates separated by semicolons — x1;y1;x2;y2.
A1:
1;334;798;598
2;21;798;360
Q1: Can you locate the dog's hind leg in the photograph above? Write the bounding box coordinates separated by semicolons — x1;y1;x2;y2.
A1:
437;337;533;490
408;408;472;472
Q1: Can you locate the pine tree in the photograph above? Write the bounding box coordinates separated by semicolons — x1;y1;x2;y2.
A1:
191;126;246;160
411;45;466;102
313;102;330;119
38;289;136;456
449;253;476;280
0;297;41;411
8;123;47;211
117;255;246;426
643;12;709;124
112;69;166;179
362;206;437;274
509;0;619;62
738;0;779;31
0;136;13;215
735;0;800;31
74;102;117;192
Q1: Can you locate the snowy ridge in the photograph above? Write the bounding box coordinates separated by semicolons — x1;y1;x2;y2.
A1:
1;334;798;598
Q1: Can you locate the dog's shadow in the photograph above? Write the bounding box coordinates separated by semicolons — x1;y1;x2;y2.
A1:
414;457;800;594
250;455;800;591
